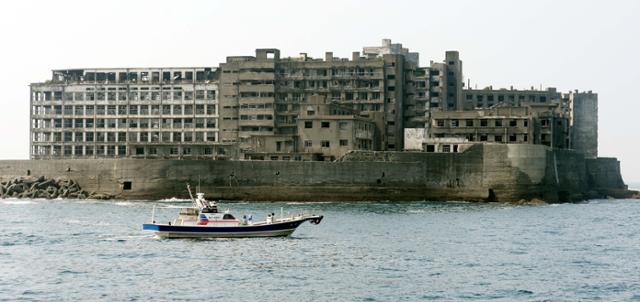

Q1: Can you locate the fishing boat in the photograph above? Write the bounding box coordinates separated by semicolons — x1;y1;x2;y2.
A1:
142;185;323;238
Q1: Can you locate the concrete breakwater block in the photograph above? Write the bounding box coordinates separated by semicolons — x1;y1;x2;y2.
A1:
0;176;113;200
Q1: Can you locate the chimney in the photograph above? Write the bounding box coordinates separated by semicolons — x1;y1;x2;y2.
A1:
352;51;360;61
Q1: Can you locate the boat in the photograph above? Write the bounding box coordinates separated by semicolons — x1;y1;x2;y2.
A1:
142;184;323;238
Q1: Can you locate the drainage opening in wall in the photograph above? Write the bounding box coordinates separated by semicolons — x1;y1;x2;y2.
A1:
123;181;132;190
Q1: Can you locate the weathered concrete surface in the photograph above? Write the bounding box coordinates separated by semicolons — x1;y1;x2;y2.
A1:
0;144;633;202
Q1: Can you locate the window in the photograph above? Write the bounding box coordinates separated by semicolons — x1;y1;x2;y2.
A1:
321;140;330;148
451;120;459;127
541;119;549;128
304;121;313;129
340;139;348;146
304;140;312;148
509;134;517;142
136;147;144;155
442;145;451;152
436;120;445;127
495;120;502;127
123;181;132;190
509;119;517;127
480;135;488;142
480;120;488;127
321;121;330;128
465;119;473;127
524;120;529;127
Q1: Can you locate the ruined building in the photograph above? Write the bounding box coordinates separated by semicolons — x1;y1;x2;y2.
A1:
29;39;598;161
30;68;224;159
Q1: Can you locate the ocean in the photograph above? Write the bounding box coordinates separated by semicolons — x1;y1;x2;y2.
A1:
1;198;639;301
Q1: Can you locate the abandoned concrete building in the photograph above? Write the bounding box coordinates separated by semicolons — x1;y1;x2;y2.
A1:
425;103;570;153
30;67;224;159
29;39;599;161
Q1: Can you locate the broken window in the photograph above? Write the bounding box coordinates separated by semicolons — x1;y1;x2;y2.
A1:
196;90;205;100
466;119;473;127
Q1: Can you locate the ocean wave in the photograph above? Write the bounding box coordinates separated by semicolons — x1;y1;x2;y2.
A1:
1;199;37;205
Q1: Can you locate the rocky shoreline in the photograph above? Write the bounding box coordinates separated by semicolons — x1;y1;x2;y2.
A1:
0;176;113;200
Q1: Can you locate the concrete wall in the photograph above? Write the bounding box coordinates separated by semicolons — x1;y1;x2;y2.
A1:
0;144;628;202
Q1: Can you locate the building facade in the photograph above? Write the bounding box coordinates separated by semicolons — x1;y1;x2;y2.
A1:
426;104;570;152
29;40;598;161
219;41;417;156
30;67;224;159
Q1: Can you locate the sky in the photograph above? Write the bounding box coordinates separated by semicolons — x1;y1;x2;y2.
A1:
0;0;638;182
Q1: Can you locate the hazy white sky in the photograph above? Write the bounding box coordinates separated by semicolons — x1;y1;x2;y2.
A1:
1;0;638;182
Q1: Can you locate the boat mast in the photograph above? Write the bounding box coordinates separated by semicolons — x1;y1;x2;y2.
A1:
186;183;197;208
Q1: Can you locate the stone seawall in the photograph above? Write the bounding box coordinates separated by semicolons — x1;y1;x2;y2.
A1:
0;144;631;202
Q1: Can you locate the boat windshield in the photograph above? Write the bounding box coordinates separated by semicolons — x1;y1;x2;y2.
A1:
222;214;235;220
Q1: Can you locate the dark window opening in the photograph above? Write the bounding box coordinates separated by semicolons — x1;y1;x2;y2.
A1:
123;181;132;190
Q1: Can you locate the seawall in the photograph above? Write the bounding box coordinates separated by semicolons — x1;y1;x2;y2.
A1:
0;144;631;202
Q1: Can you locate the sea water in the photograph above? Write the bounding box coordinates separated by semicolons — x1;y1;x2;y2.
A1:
1;199;640;301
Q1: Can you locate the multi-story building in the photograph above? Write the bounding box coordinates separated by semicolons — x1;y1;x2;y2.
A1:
429;51;464;111
28;40;598;161
425;103;570;153
296;96;377;161
219;41;418;157
30;67;224;159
